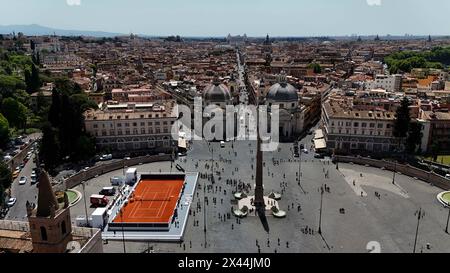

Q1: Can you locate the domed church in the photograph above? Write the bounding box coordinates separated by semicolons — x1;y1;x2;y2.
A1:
264;73;304;141
203;77;234;108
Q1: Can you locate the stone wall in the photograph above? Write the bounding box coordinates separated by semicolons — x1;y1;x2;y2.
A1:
64;154;172;190
334;155;450;190
7;140;38;171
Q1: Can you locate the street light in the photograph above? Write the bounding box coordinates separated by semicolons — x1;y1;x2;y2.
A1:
392;160;397;185
120;209;126;253
413;208;425;253
445;205;450;234
318;185;324;235
81;181;89;228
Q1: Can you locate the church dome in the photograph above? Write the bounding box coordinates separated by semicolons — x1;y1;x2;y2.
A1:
203;80;232;103
266;82;298;102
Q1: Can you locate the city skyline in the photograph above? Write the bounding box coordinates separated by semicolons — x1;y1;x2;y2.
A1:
1;0;450;37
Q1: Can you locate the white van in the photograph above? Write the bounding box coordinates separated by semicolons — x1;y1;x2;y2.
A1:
220;141;225;148
110;176;125;186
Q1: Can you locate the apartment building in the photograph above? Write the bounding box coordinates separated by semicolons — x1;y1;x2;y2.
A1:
364;74;402;92
322;99;397;154
84;101;178;155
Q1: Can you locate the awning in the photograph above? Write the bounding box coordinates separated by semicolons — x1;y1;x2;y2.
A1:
314;138;327;150
314;129;324;140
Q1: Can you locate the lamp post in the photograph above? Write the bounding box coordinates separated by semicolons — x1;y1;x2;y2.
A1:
318;185;324;235
203;176;207;248
392;160;397;185
445;205;450;234
298;146;306;194
81;181;89;227
413;208;424;253
120;209;126;253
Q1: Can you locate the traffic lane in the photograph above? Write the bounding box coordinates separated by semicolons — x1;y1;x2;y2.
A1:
6;154;38;220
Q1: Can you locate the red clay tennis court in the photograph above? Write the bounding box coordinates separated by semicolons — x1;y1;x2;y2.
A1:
113;178;184;224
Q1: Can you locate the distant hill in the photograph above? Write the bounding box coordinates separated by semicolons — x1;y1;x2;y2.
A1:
0;24;124;37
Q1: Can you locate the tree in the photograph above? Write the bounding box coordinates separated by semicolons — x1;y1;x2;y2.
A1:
48;89;61;127
431;140;440;162
393;97;411;151
0;113;10;148
406;121;423;154
1;97;27;129
25;64;41;94
308;63;322;74
39;123;60;171
73;135;96;161
0;161;12;207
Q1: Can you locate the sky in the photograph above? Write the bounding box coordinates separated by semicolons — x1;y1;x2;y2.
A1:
0;0;449;37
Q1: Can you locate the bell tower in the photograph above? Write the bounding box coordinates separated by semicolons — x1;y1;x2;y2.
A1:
27;171;73;253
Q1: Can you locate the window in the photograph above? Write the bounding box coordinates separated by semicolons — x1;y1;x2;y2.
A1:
354;122;359;127
386;124;391;129
377;124;383;129
40;227;47;241
141;128;146;134
133;123;137;127
362;123;367;128
93;124;98;129
117;123;122;127
370;123;375;128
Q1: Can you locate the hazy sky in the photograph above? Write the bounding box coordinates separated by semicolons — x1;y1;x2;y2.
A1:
0;0;449;37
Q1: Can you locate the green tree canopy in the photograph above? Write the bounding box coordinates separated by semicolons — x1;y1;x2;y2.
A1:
1;97;28;129
393;97;411;140
308;63;322;74
0;113;10;148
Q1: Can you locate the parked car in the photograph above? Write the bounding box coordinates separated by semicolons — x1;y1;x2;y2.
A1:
110;176;125;186
7;198;17;207
90;195;109;207
19;176;27;185
12;170;20;179
99;187;116;196
99;154;113;161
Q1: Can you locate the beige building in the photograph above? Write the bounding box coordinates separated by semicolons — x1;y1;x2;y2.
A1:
84;101;178;154
322;99;397;154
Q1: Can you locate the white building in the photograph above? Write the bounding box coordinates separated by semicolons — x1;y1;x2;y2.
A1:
365;74;402;92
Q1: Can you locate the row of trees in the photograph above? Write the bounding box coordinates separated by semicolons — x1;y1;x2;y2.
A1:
0;49;44;206
385;46;450;74
39;78;98;172
393;97;423;155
